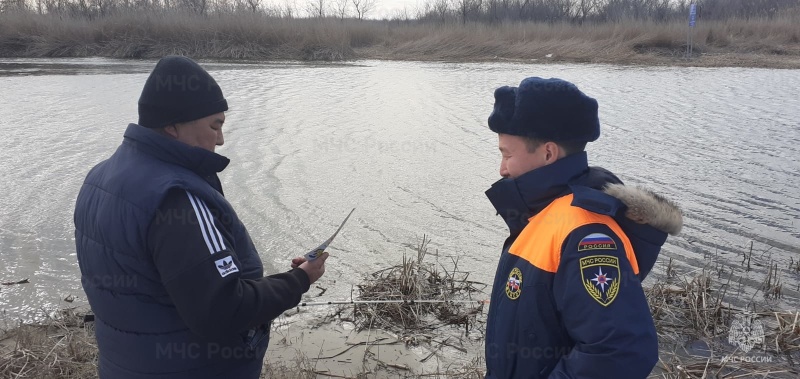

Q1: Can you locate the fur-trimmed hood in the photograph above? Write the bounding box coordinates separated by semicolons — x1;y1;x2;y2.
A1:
486;153;681;281
604;184;683;236
593;183;682;281
566;165;683;281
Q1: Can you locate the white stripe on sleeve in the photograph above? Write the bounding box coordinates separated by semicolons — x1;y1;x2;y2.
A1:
185;191;223;255
193;194;227;251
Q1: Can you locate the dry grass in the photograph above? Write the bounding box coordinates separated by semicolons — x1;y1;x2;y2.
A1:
0;10;799;67
382;17;800;67
2;240;800;378
0;11;357;60
0;308;97;379
647;267;800;378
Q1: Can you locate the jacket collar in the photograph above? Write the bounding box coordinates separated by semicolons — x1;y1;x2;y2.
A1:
122;123;230;177
485;152;589;236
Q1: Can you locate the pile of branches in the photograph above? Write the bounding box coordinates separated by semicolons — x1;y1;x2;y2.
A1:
0;308;97;379
350;236;486;334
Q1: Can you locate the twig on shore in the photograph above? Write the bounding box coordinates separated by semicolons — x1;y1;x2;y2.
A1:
313;337;395;360
382;362;410;371
1;279;29;286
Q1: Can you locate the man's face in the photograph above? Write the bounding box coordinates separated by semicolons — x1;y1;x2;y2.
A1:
497;133;548;179
170;112;225;152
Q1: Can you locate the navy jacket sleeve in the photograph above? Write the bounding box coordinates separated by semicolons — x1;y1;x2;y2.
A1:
549;224;658;379
148;189;311;339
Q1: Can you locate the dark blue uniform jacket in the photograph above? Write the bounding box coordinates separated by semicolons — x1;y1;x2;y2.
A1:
484;152;682;379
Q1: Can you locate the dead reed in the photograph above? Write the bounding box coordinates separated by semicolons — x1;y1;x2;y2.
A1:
2;239;800;378
0;308;97;379
647;267;800;378
347;235;486;335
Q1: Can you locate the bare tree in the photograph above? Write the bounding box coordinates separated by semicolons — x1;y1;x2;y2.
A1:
178;0;207;13
485;0;497;22
457;0;482;23
333;0;349;19
410;0;800;22
351;0;376;20
417;2;431;19
306;0;325;17
576;0;598;23
261;3;283;16
91;0;112;16
393;4;411;23
281;0;297;17
217;0;234;12
457;0;470;23
245;0;260;12
433;0;450;22
1;0;27;12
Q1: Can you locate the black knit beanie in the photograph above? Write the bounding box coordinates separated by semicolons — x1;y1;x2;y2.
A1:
488;77;600;144
138;56;228;128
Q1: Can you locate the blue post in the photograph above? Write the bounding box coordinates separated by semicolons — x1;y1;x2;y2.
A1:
687;4;697;58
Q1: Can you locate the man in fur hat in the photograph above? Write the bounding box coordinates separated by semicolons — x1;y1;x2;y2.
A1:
74;56;328;379
483;77;683;378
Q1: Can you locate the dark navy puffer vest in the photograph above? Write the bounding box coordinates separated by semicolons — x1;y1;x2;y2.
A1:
74;124;266;378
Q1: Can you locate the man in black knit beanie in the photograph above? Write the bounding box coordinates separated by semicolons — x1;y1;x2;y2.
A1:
137;56;229;129
74;56;329;379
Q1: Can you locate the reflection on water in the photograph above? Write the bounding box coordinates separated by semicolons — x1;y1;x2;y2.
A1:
1;58;798;321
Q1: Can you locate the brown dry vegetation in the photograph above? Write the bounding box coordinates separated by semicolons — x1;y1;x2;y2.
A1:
1;10;799;68
345;236;486;334
3;241;800;378
0;308;97;379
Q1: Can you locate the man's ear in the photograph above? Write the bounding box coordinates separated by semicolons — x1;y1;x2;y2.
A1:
542;142;561;165
163;124;179;139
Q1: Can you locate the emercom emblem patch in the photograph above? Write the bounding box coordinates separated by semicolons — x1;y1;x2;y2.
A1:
577;233;617;252
505;267;523;300
215;257;240;278
579;255;620;306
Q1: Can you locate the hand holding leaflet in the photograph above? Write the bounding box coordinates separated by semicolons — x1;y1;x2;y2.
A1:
303;208;355;261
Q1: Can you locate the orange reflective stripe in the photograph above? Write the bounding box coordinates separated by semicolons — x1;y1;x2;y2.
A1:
508;194;639;275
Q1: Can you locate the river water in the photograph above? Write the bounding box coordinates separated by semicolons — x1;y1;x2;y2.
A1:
0;58;798;322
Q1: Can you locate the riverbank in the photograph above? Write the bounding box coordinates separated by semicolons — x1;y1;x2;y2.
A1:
1;11;799;69
3;283;800;378
3;251;800;378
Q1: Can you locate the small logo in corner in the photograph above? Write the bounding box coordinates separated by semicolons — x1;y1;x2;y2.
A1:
215;257;239;277
728;313;764;353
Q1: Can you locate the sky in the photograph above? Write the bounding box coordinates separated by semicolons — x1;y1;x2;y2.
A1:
264;0;427;19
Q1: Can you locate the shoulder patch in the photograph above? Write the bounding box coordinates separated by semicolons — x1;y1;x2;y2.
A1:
505;268;523;300
215;257;240;278
578;233;617;252
579;255;620;306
